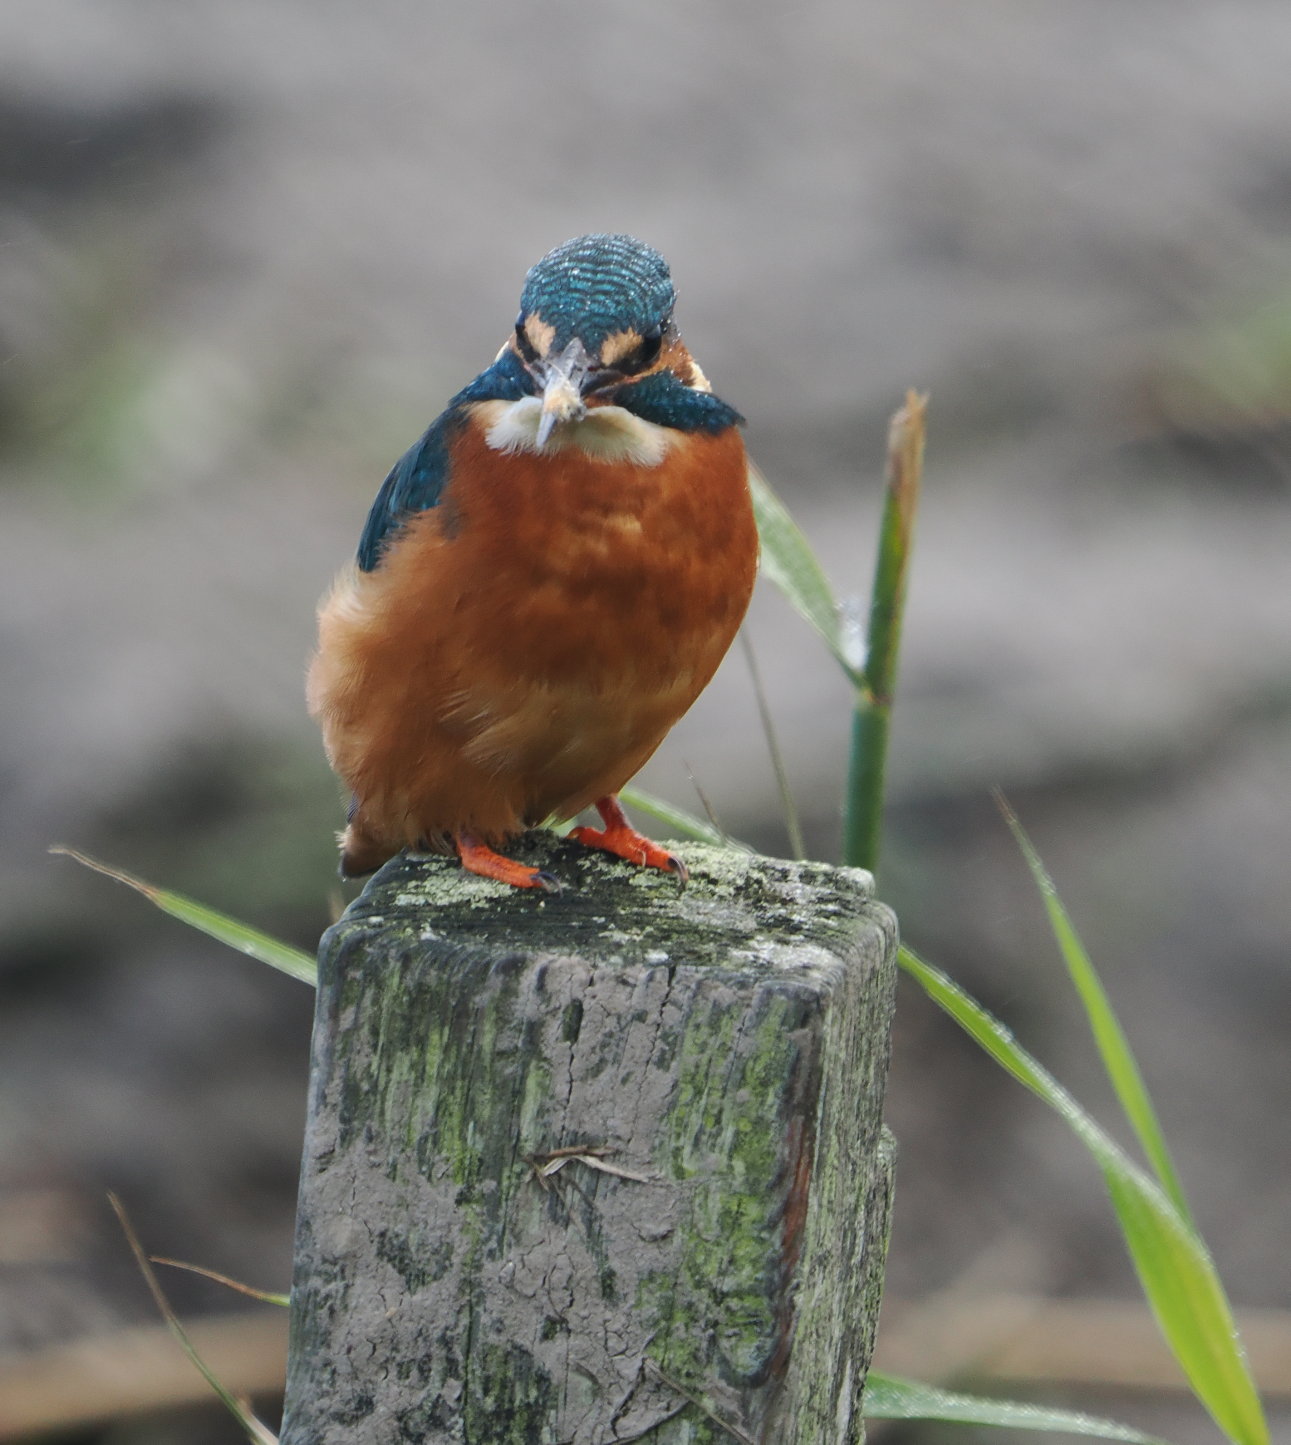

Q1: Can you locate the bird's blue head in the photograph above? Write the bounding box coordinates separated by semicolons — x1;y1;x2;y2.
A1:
511;234;695;446
518;233;675;357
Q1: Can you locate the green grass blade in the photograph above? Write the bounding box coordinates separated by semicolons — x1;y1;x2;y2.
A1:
738;629;806;860
152;1257;290;1308
898;946;1268;1445
996;795;1194;1226
51;847;317;986
863;1372;1165;1442
748;462;860;684
111;1195;279;1445
843;392;927;873
618;786;748;849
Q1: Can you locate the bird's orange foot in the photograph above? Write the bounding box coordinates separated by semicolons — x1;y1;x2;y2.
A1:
569;796;688;885
455;834;562;893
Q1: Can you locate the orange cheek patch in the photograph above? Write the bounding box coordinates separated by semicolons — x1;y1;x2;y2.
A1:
523;314;555;357
598;328;644;368
659;336;704;389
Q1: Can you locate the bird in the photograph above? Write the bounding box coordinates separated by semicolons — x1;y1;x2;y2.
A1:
308;233;758;892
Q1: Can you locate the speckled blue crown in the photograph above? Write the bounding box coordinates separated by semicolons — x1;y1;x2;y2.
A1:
519;234;675;350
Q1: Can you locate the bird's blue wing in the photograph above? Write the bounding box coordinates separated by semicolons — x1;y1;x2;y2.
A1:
356;350;532;572
356;411;456;571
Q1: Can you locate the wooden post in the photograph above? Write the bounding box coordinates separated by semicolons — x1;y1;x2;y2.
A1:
281;836;897;1444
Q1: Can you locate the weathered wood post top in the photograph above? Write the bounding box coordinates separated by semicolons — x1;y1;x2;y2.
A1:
283;834;898;1444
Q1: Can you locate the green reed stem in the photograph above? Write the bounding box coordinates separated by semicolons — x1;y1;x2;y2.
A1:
843;392;927;874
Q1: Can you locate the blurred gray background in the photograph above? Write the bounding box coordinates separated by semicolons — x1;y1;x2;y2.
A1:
1;3;1288;1442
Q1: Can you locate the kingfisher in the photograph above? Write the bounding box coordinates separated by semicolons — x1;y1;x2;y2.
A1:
308;234;758;891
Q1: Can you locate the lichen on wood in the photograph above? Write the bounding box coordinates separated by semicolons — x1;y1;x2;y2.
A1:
282;835;897;1444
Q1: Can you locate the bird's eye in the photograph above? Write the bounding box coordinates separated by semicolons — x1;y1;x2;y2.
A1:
618;326;663;376
514;319;539;364
637;328;664;366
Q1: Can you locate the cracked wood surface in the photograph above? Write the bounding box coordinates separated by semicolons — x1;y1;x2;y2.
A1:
281;837;897;1444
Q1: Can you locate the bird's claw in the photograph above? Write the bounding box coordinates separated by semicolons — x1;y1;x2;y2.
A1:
456;833;564;893
569;819;686;883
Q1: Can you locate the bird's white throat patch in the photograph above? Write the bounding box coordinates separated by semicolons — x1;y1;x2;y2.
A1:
473;397;673;467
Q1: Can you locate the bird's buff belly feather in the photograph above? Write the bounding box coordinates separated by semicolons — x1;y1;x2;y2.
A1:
308;417;755;870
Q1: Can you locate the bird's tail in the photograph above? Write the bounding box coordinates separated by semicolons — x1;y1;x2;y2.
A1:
337;819;396;879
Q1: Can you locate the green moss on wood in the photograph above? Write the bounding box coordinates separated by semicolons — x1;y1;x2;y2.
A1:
283;836;897;1444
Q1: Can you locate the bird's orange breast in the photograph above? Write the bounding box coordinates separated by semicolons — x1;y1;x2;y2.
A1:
308;415;756;861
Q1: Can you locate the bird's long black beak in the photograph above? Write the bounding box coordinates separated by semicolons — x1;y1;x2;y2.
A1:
535;338;592;448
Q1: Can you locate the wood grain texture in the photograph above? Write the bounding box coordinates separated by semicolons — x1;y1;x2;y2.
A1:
281;838;896;1444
